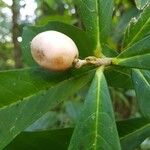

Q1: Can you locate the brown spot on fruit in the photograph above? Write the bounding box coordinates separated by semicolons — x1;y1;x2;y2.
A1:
31;31;79;71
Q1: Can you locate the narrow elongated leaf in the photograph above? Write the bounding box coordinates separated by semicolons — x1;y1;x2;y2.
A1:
118;118;150;150
36;15;76;26
0;69;95;150
123;5;150;48
4;128;73;150
5;118;150;150
113;35;150;69
77;0;114;56
0;68;70;107
105;66;132;89
69;67;121;150
132;69;150;118
135;0;150;10
22;21;94;66
112;8;139;43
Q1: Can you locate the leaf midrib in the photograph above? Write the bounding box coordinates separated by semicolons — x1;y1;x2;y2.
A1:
126;11;150;48
120;123;150;140
0;69;95;111
117;52;150;63
94;72;100;150
136;69;150;88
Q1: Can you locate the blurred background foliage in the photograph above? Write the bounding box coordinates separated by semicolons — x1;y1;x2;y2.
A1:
0;0;149;149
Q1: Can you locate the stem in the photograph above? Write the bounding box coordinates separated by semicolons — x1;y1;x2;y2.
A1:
12;0;23;68
74;56;112;69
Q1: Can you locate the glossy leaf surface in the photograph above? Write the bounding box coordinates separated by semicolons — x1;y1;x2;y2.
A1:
69;67;121;150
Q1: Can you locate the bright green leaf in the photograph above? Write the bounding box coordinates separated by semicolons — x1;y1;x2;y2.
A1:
113;35;150;69
77;0;114;56
69;67;121;150
132;69;150;118
123;5;150;48
0;69;95;149
44;0;55;8
135;0;150;10
22;21;94;66
36;15;76;26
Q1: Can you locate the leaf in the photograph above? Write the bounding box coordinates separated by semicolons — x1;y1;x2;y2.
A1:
132;69;150;118
102;45;119;57
0;69;95;149
5;118;150;150
36;15;76;26
112;8;139;44
44;0;55;8
135;0;150;10
113;35;150;69
104;66;132;89
118;118;150;150
25;111;58;131
123;5;150;48
77;0;114;56
68;67;121;150
4;128;73;150
22;21;94;66
0;68;68;107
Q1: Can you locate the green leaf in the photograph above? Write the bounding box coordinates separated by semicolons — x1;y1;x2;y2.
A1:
36;15;76;26
118;118;150;150
44;0;55;8
0;68;69;107
4;128;73;150
112;8;139;44
0;69;95;149
105;66;132;89
135;0;150;10
77;0;114;56
69;67;121;150
22;21;94;66
25;111;58;131
132;69;150;118
102;45;119;57
5;118;150;150
123;5;150;48
113;35;150;69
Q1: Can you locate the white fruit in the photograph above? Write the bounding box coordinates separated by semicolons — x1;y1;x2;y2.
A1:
31;31;79;71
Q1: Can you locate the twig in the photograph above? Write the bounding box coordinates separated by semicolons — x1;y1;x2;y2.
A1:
74;56;112;68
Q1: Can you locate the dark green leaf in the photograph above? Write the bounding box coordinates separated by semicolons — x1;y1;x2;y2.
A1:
132;69;150;118
4;128;73;150
123;5;150;48
22;21;94;66
105;66;132;89
77;0;114;56
0;68;68;107
69;67;121;150
112;8;139;44
102;45;118;57
118;118;150;150
0;68;95;149
113;35;150;69
5;118;150;150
